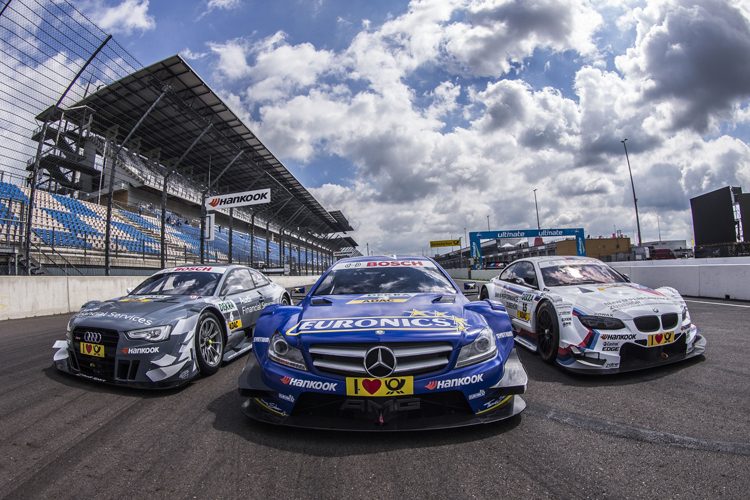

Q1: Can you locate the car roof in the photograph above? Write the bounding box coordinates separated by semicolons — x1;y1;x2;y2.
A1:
335;255;436;264
511;256;602;265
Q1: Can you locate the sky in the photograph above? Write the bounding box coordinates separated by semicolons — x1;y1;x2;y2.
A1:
72;0;750;254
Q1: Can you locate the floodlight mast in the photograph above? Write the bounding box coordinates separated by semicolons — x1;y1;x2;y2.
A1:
622;139;642;247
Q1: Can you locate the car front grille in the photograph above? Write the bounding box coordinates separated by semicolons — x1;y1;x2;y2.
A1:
309;342;453;378
661;313;679;330
619;334;687;370
633;316;660;332
71;327;120;380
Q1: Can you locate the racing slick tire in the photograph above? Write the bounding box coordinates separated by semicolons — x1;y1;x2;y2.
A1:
480;287;489;301
195;311;225;376
281;295;290;306
536;301;559;364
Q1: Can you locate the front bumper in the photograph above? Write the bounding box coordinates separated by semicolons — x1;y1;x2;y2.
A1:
52;336;199;389
237;348;527;431
560;325;706;374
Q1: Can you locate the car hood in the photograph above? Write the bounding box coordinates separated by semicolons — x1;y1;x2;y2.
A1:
550;283;682;316
285;293;484;350
71;294;204;330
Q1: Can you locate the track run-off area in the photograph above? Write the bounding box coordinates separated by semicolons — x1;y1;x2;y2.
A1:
0;288;748;499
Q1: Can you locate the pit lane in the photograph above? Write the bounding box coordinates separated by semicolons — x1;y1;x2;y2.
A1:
0;289;748;499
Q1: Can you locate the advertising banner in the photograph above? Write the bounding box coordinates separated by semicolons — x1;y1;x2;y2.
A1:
205;188;271;211
430;239;461;248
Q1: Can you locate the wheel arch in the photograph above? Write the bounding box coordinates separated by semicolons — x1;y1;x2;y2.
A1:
198;305;229;344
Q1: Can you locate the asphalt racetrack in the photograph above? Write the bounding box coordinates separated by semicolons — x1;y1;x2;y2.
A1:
1;287;749;499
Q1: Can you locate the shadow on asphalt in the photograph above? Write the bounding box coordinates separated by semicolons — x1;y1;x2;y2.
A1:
206;388;523;456
518;347;707;387
42;363;191;398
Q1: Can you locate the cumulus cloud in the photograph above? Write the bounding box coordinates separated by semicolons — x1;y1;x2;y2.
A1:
198;0;750;251
81;0;155;35
197;0;242;21
616;0;750;133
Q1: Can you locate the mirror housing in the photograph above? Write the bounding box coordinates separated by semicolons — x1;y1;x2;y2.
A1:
292;286;306;295
126;287;134;294
463;282;478;295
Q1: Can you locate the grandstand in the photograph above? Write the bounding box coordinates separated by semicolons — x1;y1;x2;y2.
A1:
0;1;358;276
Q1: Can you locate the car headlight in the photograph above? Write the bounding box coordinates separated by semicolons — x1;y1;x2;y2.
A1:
578;315;626;330
455;327;497;369
682;306;690;325
268;332;308;371
125;325;171;342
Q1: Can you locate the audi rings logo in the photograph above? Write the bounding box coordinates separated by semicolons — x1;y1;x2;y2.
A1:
364;346;397;378
84;331;102;343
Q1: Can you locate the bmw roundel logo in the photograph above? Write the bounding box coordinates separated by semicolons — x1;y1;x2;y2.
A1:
364;346;396;378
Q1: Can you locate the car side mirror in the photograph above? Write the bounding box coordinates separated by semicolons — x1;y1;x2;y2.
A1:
126;287;134;294
222;284;244;298
293;286;306;296
463;282;478;295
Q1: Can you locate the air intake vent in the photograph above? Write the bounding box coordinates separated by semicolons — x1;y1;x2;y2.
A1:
661;313;679;330
633;316;660;332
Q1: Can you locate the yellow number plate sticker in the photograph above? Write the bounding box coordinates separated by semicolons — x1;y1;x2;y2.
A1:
517;310;530;321
228;319;242;330
80;342;104;357
647;331;675;347
346;377;413;397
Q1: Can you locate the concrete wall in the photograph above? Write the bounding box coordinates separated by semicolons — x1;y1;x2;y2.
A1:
446;258;750;300
0;274;322;321
611;257;750;301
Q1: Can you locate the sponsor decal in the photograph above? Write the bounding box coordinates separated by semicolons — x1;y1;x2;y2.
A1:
602;341;620;347
218;301;238;313
517;310;530;321
606;363;620;369
253;336;270;343
346;376;413;396
602;296;672;311
257;398;287;416
238;295;256;304
242;304;264;315
347;294;414;304
76;311;154;325
121;346;160;354
367;260;425;267
228;319;242;330
80;342;104;357
468;389;486;400
179;369;190;379
189;295;202;299
426;374;484;390
647;331;675;347
496;330;513;339
600;333;636;340
477;395;513;414
287;312;469;336
206;189;270;210
172;266;215;272
521;293;536;302
278;393;295;403
75;373;106;382
340;398;420;412
281;376;338;391
602;346;619;352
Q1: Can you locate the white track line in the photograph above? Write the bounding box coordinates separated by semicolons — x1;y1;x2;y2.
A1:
684;299;750;308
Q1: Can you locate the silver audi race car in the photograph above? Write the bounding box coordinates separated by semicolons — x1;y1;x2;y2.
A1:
238;255;528;431
53;264;291;388
479;256;706;373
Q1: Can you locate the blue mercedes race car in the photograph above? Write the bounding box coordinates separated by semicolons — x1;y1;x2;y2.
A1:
238;255;528;430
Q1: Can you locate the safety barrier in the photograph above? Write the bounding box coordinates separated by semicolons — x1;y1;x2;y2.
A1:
445;258;750;301
0;275;320;321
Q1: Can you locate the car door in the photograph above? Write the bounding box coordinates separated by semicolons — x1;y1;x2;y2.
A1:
499;261;536;327
219;268;258;341
249;269;275;319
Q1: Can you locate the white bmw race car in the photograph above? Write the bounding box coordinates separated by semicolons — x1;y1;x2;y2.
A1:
479;256;705;373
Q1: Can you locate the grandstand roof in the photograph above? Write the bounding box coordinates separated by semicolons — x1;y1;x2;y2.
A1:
69;54;356;249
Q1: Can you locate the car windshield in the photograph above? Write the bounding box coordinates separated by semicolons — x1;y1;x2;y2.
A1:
540;263;627;287
131;272;222;296
313;264;456;295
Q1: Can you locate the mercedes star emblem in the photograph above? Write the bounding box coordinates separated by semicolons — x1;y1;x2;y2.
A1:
364;346;397;378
